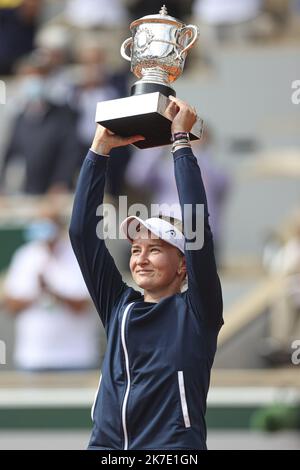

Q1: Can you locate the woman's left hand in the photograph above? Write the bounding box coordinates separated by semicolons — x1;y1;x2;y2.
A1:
91;125;145;156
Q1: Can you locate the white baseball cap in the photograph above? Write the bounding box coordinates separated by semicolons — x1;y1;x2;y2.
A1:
120;216;185;254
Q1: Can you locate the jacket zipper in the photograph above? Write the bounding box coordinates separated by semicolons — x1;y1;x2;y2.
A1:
121;302;135;450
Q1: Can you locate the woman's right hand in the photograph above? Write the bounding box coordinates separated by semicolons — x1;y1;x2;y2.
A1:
91;125;145;156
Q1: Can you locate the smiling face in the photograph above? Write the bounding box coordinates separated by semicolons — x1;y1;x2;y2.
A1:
129;226;186;297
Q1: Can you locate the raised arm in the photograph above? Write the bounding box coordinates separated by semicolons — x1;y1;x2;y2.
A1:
69;126;144;328
169;97;223;329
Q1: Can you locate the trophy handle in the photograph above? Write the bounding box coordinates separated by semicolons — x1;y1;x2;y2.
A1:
120;37;133;62
178;25;199;59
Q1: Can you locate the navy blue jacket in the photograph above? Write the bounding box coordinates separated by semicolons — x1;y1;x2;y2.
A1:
69;147;223;450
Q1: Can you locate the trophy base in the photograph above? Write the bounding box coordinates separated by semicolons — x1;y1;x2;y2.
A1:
131;81;176;98
95;92;203;149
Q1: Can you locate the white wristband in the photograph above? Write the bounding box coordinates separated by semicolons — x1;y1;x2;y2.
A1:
89;148;110;157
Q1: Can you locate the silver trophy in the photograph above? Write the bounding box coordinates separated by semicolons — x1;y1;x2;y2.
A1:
95;5;203;149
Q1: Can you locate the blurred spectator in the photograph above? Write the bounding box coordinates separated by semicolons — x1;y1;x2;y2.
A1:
64;0;128;29
264;0;291;29
70;40;132;197
0;52;80;194
35;25;74;105
2;207;101;371
261;221;300;365
127;0;194;20
125;126;231;264
71;42;119;154
0;0;42;75
194;0;262;24
193;0;267;43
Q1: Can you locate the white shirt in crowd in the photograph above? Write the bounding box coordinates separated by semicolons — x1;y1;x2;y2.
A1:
194;0;262;24
65;0;128;28
4;238;100;370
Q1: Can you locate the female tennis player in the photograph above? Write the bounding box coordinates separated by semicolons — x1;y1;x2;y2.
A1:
69;97;223;450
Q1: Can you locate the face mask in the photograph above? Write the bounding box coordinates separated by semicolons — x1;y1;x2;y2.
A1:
24;220;60;243
20;76;45;102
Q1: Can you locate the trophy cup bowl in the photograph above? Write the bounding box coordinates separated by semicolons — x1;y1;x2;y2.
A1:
95;5;203;149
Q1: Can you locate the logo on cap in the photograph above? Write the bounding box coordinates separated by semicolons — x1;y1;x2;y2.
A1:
165;229;176;238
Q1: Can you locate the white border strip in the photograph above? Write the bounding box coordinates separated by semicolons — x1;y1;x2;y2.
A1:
0;387;299;408
0;389;95;408
208;387;300;406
